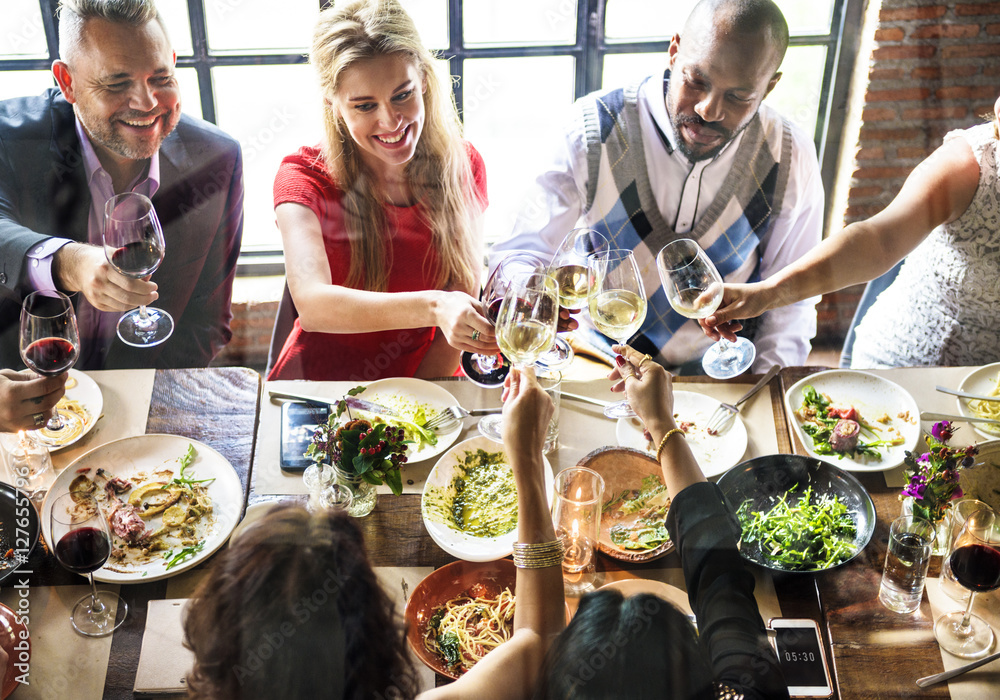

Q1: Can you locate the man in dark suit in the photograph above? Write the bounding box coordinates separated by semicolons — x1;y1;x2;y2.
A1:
0;0;243;370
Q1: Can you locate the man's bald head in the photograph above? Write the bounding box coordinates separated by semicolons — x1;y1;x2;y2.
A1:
684;0;789;72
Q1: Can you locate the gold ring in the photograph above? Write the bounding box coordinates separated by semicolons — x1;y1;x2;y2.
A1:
640;354;653;366
32;412;46;427
471;329;481;342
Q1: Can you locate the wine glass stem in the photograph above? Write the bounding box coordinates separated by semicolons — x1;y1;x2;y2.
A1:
958;591;977;631
88;573;106;615
138;305;150;321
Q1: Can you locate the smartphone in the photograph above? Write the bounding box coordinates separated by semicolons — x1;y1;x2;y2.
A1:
279;401;330;472
767;618;833;698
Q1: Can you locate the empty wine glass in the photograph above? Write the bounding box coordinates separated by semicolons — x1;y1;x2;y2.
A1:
103;192;174;347
461;252;544;388
933;504;1000;659
50;492;128;637
19;290;79;432
657;238;755;379
478;271;559;442
538;228;609;372
587;249;647;418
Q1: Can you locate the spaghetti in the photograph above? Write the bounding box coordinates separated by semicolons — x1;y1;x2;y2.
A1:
423;586;515;674
968;371;1000;435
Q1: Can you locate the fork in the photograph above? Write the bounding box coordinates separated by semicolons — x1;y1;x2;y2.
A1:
421;405;501;433
705;365;780;435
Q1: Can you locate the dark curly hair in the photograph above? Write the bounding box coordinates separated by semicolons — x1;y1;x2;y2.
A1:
183;504;418;699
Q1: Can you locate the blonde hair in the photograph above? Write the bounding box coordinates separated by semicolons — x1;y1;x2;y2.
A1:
311;0;480;293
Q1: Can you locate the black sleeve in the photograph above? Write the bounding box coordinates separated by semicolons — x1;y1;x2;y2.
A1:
666;482;790;700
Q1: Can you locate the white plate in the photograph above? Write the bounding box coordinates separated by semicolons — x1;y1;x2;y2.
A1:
956;363;1000;440
784;370;920;472
615;391;748;478
421;436;553;562
29;369;102;451
41;434;243;583
364;378;463;463
599;579;693;617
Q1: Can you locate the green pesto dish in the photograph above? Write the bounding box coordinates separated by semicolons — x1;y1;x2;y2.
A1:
424;449;517;538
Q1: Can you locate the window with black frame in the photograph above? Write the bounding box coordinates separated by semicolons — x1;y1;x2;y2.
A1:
0;0;858;273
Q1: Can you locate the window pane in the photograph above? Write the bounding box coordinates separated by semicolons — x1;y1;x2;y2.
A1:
462;57;575;243
605;0;693;43
1;1;48;57
176;67;202;118
158;0;193;57
0;71;54;99
214;65;324;251
602;53;669;91
764;45;826;139
777;0;835;35
206;0;317;53
464;1;575;47
401;0;449;51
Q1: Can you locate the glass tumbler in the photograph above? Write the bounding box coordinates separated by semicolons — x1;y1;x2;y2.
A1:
878;515;934;614
551;467;605;593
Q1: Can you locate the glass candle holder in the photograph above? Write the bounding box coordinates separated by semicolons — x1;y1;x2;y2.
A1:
551;467;605;593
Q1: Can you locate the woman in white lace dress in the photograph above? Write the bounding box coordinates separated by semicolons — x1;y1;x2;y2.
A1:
699;96;1000;368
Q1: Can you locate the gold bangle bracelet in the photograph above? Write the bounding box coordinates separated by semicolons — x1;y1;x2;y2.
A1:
513;540;565;569
655;427;686;463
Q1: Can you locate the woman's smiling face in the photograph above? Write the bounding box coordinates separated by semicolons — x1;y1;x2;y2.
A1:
333;53;426;179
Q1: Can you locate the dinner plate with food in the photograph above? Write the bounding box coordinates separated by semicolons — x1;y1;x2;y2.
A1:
579;446;674;563
29;368;102;450
615;390;748;478
784;370;919;472
421;436;554;562
956;362;1000;440
361;377;463;463
40;434;243;583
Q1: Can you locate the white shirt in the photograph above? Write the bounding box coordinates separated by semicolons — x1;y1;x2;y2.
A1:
491;76;824;372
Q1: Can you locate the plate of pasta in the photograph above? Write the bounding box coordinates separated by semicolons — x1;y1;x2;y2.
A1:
29;369;102;450
957;363;1000;440
405;559;516;679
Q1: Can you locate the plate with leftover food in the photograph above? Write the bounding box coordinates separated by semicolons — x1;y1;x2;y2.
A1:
615;390;748;478
0;482;39;586
784;370;919;472
956;362;1000;440
41;434;243;583
405;559;516;680
362;377;463;463
28;368;102;451
579;446;674;563
421;436;553;561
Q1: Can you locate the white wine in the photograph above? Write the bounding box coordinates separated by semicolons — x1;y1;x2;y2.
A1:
552;264;590;310
668;284;722;319
498;319;555;365
590;290;647;342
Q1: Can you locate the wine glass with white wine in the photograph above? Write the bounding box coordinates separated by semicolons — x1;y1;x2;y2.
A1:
477;271;560;441
656;238;755;379
587;249;647;419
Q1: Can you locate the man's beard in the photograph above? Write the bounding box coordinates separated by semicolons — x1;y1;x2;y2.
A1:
79;109;178;161
667;110;736;162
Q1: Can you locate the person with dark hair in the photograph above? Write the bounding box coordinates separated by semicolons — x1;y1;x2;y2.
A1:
534;344;789;699
702;94;1000;369
490;0;822;375
184;366;566;700
0;0;243;370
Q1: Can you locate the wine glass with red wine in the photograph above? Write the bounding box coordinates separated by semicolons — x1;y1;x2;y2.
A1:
103;192;174;347
19;290;79;431
933;503;1000;659
49;492;128;637
460;252;544;388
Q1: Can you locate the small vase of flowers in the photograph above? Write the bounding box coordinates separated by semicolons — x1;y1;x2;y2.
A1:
900;420;978;556
306;387;410;517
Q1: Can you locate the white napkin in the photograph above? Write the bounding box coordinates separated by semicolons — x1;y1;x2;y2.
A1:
133;599;193;695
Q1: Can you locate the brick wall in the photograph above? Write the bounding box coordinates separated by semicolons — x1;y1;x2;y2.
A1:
818;0;1000;348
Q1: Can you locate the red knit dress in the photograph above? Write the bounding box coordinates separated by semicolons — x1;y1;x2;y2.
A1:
268;143;487;381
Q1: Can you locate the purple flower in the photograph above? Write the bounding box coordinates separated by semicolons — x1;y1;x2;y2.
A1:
932;421;954;442
951;486;964;500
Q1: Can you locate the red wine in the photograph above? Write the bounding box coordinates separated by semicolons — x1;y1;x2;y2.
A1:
56;527;111;575
23;337;77;376
111;239;162;277
487;298;503;323
950;544;1000;592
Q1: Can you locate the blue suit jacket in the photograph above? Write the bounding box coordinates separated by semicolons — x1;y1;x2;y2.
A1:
0;89;243;369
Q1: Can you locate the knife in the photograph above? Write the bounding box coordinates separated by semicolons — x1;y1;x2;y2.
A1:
920;411;1000;426
916;648;1000;687
560;391;613;409
268;390;400;417
936;385;1000;402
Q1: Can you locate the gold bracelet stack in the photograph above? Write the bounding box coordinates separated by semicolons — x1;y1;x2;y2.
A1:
512;540;565;569
655;427;686;463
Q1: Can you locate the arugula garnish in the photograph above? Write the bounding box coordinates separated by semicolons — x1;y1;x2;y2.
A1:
163;541;206;570
798;385;901;460
170;444;215;487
